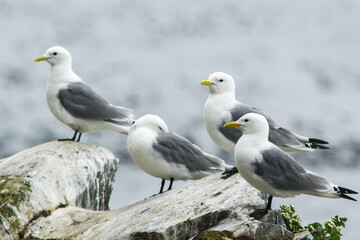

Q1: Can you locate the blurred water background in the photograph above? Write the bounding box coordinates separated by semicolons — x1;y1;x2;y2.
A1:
0;1;359;238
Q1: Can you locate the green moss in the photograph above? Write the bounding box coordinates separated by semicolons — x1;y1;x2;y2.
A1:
0;176;31;233
280;205;347;240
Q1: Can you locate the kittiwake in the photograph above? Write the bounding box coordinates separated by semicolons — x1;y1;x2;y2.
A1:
34;46;134;141
127;114;233;194
201;72;328;154
224;113;357;217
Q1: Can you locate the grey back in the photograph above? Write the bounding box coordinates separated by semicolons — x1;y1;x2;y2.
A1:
254;148;329;191
219;102;303;148
153;132;225;173
58;82;133;121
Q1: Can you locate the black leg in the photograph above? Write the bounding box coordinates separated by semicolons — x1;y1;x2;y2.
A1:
58;130;78;142
159;179;165;194
265;195;273;211
71;130;78;141
249;195;273;220
76;133;82;142
167;178;174;191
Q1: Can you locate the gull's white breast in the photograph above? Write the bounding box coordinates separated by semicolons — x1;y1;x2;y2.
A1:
46;68;86;131
203;94;236;153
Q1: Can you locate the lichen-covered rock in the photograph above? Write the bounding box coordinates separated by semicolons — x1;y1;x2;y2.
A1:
0;141;119;239
294;231;313;240
24;172;292;240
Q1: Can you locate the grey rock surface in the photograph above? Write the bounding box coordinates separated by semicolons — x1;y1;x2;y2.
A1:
24;172;293;240
294;231;314;240
0;141;119;239
0;141;296;240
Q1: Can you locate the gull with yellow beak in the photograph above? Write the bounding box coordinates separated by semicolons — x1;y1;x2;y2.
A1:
127;114;233;194
223;113;357;217
34;46;134;141
200;72;328;154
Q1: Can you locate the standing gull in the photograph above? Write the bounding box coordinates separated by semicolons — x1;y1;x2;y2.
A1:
127;114;233;194
201;72;328;153
34;46;134;141
224;113;357;217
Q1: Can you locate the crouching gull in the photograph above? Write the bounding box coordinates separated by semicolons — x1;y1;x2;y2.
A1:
201;72;328;153
224;113;357;218
34;46;134;141
127;114;233;194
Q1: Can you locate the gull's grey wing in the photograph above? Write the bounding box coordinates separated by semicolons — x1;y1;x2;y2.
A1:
264;115;328;150
219;102;263;144
219;102;305;148
254;148;330;191
58;82;133;122
153;132;225;172
267;120;306;149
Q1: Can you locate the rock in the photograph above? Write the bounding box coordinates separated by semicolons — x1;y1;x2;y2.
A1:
0;141;119;239
294;231;313;240
23;172;293;240
1;141;294;240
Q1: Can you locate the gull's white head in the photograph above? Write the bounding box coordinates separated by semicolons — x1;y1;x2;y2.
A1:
130;114;169;134
34;46;72;67
200;72;235;95
224;113;269;136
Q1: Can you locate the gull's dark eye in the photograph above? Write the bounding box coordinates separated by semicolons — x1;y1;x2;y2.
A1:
158;126;163;131
132;121;135;125
219;79;224;82
53;52;58;56
244;119;249;122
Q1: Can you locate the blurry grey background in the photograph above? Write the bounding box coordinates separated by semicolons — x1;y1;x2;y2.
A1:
1;0;359;238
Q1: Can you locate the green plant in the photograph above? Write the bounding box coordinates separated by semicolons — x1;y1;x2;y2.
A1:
280;205;347;240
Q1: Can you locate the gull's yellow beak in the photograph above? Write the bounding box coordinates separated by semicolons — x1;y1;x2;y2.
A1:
223;122;240;128
200;80;213;86
34;56;49;62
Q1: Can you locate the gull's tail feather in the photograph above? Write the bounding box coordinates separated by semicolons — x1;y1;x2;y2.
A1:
104;120;132;135
104;105;135;134
105;118;134;126
334;186;358;201
112;105;135;122
201;152;234;174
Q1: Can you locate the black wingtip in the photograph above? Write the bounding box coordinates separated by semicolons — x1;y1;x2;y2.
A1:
338;186;358;195
339;194;357;202
307;138;330;150
309;138;329;145
306;143;330;150
337;186;358;201
310;143;330;150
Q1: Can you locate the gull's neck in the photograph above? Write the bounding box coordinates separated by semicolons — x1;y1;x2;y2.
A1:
240;123;270;148
238;131;269;149
208;90;236;103
49;61;72;73
48;63;81;84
